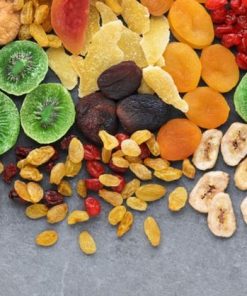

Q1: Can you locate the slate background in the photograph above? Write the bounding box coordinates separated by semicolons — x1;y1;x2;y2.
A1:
0;66;246;296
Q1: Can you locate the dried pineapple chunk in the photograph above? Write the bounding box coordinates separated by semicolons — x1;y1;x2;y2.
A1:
140;16;170;65
79;21;124;97
121;0;150;35
143;65;189;112
47;47;78;90
96;1;118;24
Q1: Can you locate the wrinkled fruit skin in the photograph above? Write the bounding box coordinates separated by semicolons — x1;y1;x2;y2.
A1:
84;197;101;217
15;146;33;160
76;92;118;144
86;160;105;178
97;61;142;101
84;144;101;160
2;163;19;183
117;94;170;134
43;190;64;207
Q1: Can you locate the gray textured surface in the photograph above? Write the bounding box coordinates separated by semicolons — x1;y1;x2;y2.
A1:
0;70;247;296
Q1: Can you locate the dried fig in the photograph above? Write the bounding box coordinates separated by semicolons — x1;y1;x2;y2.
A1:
117;94;170;133
76;92;118;144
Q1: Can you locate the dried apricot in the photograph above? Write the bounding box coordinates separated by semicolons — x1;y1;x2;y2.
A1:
200;44;240;93
141;0;173;16
157;119;202;161
168;0;214;49
163;42;202;93
184;87;230;129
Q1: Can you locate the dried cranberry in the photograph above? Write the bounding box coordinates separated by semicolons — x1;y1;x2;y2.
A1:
237;15;247;29
211;7;227;23
237;36;247;53
232;3;247;14
84;144;101;160
84;197;101;217
109;161;128;174
112;175;126;193
225;10;237;25
15;146;32;160
236;52;247;69
139;143;151;159
43;190;64;207
222;33;242;47
60;135;76;150
85;179;103;191
86;160;105;178
2;163;19;183
215;25;235;38
231;0;242;10
205;0;227;10
243;0;247;7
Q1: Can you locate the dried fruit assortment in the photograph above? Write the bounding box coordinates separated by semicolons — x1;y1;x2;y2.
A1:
0;0;247;257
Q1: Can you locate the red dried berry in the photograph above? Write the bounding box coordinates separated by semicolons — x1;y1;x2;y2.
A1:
60;135;76;150
86;160;105;178
206;0;227;10
236;52;247;69
84;196;101;217
225;10;237;25
109;161;128;174
243;0;247;7
237;15;247;29
84;144;101;160
215;25;235;37
221;33;242;47
2;163;19;183
112;175;126;193
115;133;129;145
237;36;247;53
211;7;227;23
230;0;242;10
139;143;151;159
15;146;32;160
85;179;103;191
43;190;64;207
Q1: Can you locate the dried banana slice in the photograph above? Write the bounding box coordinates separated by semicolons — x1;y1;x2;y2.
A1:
240;197;247;224
143;65;189;112
192;129;223;171
234;158;247;190
221;122;247;166
207;192;236;238
189;171;229;213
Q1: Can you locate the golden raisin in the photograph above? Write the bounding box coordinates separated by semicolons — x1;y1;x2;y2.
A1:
76;180;87;198
99;130;119;150
79;231;97;255
130;130;152;145
121;139;141;157
50;163;66;185
136;184;166;202
144;216;161;247
144;157;170;171
68;138;84;164
58;180;72;197
182;159;196;179
129;163;152;180
25;204;48;219
47;203;68;224
35;230;58;247
99;174;121;187
20;165;43;181
117;211;134;237
99;189;123;206
108;205;127;225
154;167;182;182
27;182;44;203
168;187;188;212
67;210;89;225
126;197;147;211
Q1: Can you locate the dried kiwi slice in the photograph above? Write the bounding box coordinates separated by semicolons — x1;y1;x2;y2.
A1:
234;74;247;122
0;41;48;96
0;91;20;155
20;83;75;144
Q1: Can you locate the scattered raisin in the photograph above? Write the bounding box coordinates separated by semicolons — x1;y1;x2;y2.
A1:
84;197;101;217
2;163;19;183
85;179;103;191
43;190;64;207
15;146;32;160
86;160;105;178
60;135;76;150
84;144;101;160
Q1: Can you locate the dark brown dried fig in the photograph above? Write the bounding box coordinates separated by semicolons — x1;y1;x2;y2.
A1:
97;61;142;100
117;94;170;134
76;92;118;144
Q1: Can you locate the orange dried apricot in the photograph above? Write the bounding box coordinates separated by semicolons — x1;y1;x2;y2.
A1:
168;0;214;49
157;118;202;161
200;44;240;93
184;87;230;129
140;0;174;16
163;42;201;93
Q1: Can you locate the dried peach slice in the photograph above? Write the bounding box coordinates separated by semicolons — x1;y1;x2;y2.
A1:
184;87;230;129
157;118;202;161
200;44;240;93
141;0;174;16
140;16;170;65
121;0;150;35
143;65;189;112
168;0;214;49
163;42;201;93
79;20;124;97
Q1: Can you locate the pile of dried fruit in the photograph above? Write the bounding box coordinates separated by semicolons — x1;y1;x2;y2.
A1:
0;0;247;256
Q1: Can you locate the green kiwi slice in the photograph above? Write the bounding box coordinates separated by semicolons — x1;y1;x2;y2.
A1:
234;74;247;122
0;91;20;155
0;41;48;96
20;83;75;144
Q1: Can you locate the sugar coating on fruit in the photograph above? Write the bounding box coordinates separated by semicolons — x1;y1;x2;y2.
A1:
163;42;201;93
168;0;214;49
118;27;148;68
47;47;78;90
81;5;100;56
140;16;170;65
95;1;118;24
121;0;150;34
201;44;239;93
78;21;124;97
143;65;189;112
